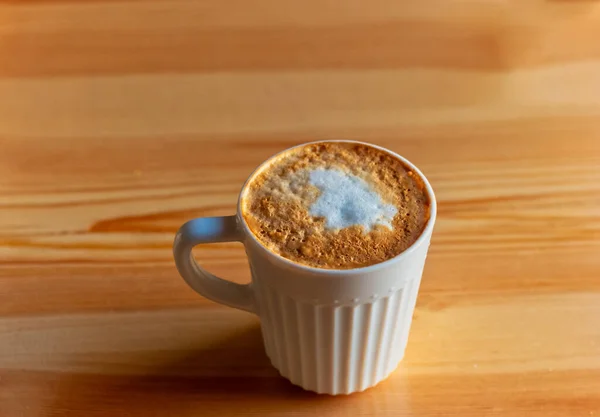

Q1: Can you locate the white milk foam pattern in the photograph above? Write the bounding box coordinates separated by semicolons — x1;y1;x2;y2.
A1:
308;168;397;232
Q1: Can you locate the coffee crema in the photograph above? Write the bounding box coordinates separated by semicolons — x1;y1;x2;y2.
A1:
241;142;430;269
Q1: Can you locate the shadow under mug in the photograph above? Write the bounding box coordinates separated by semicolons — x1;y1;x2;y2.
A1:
173;140;437;395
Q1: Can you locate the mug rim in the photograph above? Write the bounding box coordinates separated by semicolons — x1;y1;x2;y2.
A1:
236;139;437;276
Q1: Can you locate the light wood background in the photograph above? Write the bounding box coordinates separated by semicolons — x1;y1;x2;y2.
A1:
1;1;600;416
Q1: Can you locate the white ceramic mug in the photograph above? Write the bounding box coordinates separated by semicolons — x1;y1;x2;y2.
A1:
173;140;437;395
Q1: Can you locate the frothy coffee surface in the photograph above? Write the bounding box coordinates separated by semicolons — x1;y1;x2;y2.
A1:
241;142;430;269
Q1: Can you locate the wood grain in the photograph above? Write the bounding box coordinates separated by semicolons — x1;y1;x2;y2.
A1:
1;1;599;416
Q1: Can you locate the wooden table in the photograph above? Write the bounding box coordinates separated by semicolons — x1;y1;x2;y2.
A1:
1;1;599;416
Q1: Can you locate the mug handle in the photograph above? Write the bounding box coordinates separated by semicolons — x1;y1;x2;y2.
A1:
173;215;256;314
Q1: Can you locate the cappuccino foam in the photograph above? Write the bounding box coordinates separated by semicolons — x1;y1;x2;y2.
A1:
308;168;397;231
241;142;430;269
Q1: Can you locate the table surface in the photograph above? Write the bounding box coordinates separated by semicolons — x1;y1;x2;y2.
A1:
1;1;600;416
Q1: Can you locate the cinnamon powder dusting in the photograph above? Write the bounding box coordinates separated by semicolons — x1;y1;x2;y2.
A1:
241;142;430;269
